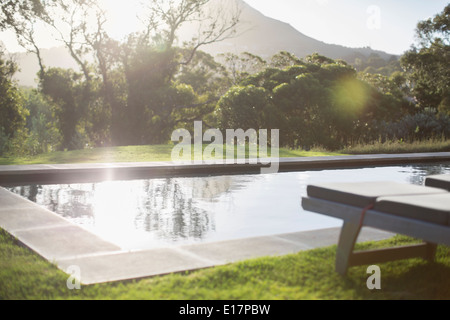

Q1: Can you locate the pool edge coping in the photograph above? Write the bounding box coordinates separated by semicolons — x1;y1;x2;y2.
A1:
1;152;450;186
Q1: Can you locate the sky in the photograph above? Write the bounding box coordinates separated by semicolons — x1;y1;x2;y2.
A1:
0;0;448;55
243;0;449;55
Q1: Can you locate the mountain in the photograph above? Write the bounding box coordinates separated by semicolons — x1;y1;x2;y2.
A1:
199;0;396;61
10;0;397;87
10;47;79;87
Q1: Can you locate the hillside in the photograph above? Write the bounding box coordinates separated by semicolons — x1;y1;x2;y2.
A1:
9;0;397;87
200;0;395;61
9;46;79;87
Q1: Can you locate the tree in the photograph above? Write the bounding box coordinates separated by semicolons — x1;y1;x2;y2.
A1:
177;50;228;96
401;4;450;110
2;1;58;80
109;0;241;145
0;0;46;31
272;72;327;148
270;51;303;69
217;85;277;131
0;53;27;137
21;88;61;153
0;52;28;155
140;0;241;66
219;52;266;85
305;53;336;65
39;67;86;150
358;72;415;117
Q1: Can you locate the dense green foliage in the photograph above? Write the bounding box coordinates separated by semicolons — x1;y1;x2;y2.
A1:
402;4;450;113
0;52;29;155
0;2;449;156
352;53;402;76
219;55;415;149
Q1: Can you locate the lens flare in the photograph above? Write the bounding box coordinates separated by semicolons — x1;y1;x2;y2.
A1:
332;79;369;116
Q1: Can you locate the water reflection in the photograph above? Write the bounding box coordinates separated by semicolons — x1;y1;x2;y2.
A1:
7;175;250;249
6;163;450;250
408;163;450;186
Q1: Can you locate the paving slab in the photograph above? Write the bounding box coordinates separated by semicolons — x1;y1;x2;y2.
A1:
57;248;217;285
0;188;39;210
275;227;394;249
14;225;122;261
0;188;72;231
181;235;313;264
0;207;72;232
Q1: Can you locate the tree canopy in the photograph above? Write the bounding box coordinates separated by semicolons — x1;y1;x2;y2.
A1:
219;55;411;149
1;1;449;156
401;4;450;111
0;51;28;155
0;0;47;31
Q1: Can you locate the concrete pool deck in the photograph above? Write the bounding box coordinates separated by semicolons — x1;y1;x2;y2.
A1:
0;153;449;285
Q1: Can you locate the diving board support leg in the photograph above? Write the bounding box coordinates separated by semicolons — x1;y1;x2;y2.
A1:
335;221;361;276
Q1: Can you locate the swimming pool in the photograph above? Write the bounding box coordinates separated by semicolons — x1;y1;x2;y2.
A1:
6;163;450;250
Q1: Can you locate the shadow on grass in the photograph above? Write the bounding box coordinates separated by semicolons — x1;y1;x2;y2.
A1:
339;243;450;300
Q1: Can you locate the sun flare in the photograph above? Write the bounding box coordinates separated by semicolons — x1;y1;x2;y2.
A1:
97;0;145;40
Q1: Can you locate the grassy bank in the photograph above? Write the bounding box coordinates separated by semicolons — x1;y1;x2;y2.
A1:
1;228;450;300
1;140;449;166
340;139;450;155
0;144;342;166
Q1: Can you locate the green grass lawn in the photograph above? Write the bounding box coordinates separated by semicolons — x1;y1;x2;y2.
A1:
1;139;449;166
0;144;342;165
1;228;450;300
341;139;450;155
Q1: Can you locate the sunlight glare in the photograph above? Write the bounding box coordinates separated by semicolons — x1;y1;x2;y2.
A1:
98;0;145;40
90;180;148;249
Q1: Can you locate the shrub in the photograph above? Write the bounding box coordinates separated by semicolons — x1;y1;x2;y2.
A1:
0;127;10;156
382;108;450;142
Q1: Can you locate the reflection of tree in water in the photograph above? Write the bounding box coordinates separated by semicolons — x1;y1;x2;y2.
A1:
8;185;40;203
7;184;95;224
407;163;450;186
134;176;236;241
7;175;239;243
55;186;95;223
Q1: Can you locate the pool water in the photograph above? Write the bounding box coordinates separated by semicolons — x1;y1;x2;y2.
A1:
6;163;450;250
